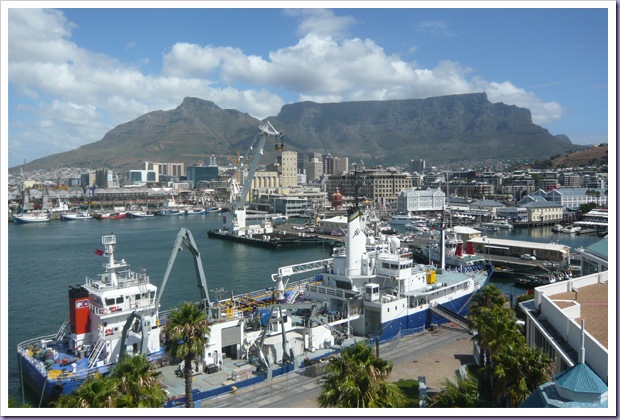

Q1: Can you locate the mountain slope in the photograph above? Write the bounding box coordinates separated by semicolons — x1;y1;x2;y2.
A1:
18;93;580;171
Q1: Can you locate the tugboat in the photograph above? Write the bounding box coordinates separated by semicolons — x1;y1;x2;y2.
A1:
16;235;164;404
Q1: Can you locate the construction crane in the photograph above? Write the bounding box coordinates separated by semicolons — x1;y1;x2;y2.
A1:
223;121;284;234
155;228;215;320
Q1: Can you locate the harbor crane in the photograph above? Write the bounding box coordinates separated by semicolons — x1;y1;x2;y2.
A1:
223;121;284;235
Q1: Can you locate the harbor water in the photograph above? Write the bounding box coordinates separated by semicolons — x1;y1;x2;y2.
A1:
6;214;602;404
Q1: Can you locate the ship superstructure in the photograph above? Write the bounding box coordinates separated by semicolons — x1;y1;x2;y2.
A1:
17;235;163;403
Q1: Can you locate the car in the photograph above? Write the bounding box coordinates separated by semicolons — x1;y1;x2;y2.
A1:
520;254;536;260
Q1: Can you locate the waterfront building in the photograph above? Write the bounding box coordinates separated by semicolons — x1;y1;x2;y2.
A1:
545;188;608;210
326;167;412;207
520;200;563;223
517;193;548;206
519;271;608;384
467;237;570;264
573;237;608;275
469;199;505;217
496;206;528;222
396;187;445;213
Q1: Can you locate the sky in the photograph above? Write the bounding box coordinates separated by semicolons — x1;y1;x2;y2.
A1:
2;1;614;168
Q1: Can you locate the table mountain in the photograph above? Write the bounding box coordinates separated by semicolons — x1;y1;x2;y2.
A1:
18;93;579;171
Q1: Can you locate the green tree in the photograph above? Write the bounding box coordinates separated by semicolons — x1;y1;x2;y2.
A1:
52;354;168;408
427;371;494;408
112;353;167;408
469;284;508;316
318;340;405;408
163;302;211;408
53;373;118;408
491;341;553;407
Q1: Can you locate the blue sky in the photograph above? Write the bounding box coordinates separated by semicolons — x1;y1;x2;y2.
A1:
3;2;614;168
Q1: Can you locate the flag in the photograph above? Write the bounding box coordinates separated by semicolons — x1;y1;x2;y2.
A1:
95;249;105;256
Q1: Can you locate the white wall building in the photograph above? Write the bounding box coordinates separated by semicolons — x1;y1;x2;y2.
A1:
396;187;445;213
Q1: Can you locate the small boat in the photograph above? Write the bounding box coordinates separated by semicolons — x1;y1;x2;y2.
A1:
126;210;155;218
560;225;581;234
205;207;222;213
388;212;427;225
12;211;51;224
481;219;513;229
94;212;127;220
60;210;93;221
184;208;206;215
157;209;184;216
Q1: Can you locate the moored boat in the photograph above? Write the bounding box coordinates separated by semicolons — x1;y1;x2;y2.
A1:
12;211;51;224
94;211;127;220
16;234;164;404
60;210;93;221
126;210;155;218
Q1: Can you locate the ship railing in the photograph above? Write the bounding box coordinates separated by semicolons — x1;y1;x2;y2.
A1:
54;319;70;342
85;272;150;290
306;283;354;299
88;336;107;369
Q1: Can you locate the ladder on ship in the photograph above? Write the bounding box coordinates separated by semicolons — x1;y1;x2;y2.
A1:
54;319;70;342
88;336;107;369
429;304;472;331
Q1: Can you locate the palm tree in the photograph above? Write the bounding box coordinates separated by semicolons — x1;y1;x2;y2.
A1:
111;354;167;408
53;373;118;408
469;284;507;316
163;302;210;408
318;340;404;408
427;371;494;408
491;342;553;407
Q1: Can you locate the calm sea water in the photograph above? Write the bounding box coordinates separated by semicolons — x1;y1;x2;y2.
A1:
6;215;602;402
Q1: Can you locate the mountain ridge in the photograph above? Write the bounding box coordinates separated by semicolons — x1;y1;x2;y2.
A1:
16;93;582;172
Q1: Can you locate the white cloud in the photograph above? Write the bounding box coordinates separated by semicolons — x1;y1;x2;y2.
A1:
285;8;356;39
7;8;569;167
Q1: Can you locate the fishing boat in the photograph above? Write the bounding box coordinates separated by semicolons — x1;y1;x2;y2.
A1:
12;211;51;224
60;210;93;221
16;234;164;404
126;210;155;218
12;170;51;224
94;211;127;220
184;207;206;215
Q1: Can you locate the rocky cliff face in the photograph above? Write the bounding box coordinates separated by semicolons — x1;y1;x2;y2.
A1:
19;93;578;171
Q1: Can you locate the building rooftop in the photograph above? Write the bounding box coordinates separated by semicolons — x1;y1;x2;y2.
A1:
547;282;608;348
468;237;570;253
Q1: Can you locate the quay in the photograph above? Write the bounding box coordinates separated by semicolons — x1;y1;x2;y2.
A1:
158;325;473;409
